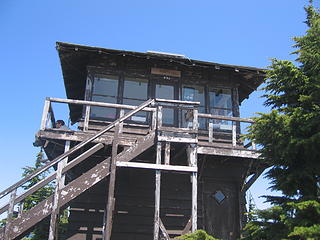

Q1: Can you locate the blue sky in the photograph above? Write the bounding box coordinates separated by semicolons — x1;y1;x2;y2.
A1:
0;0;311;209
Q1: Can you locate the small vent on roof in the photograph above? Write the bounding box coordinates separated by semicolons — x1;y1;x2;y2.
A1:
146;50;186;59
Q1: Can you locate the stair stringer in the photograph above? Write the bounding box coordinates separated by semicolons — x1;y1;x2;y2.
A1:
0;131;156;240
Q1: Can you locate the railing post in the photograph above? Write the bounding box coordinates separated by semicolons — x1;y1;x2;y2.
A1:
232;121;237;147
153;142;162;240
154;105;162;240
83;105;91;132
252;141;257;150
103;123;120;240
119;109;124;134
208;122;213;143
193;108;198;131
157;106;163;129
4;189;17;240
40;98;51;130
48;140;70;240
188;144;198;232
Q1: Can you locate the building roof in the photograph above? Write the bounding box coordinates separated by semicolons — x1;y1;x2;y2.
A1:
56;42;265;123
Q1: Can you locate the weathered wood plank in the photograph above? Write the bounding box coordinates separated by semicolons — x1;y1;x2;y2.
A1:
197;146;261;159
0;143;104;216
153;142;162;240
158;136;198;143
4;189;17;240
48;140;70;240
40;98;50;130
49;97;155;112
164;142;170;165
181;218;192;235
116;162;197;173
198;113;254;123
159;218;170;240
3;158;111;240
188;145;197;232
103;123;120;240
1;99;154;200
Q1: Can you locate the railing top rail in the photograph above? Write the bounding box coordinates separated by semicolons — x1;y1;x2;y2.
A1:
0;98;155;200
155;98;200;105
47;97;156;112
198;113;254;123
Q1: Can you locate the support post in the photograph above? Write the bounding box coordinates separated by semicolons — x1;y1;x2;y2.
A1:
119;109;124;134
4;189;17;240
83;105;91;131
154;105;163;240
164;142;170;165
208;122;213;143
48;140;70;240
40;98;51;130
188;144;198;232
153;142;162;240
103;123;120;240
232;121;237;147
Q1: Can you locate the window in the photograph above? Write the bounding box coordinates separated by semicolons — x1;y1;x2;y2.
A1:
123;77;148;122
182;85;205;128
90;75;119;120
156;83;174;125
209;88;233;130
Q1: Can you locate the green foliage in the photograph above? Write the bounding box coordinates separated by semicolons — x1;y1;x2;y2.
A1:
243;201;320;240
244;2;320;240
246;3;320;202
20;150;68;239
175;230;219;240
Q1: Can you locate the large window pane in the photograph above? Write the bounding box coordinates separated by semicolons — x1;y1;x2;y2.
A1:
156;84;174;125
209;88;232;130
182;85;205;128
91;96;117;119
123;77;148;123
91;75;119;120
93;76;118;97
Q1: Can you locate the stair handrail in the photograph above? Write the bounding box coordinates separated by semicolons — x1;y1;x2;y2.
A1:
0;98;155;200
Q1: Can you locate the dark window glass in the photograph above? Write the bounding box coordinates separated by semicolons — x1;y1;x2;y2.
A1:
209;88;232;130
156;84;174;125
123;77;148;123
182;85;205;128
90;75;118;119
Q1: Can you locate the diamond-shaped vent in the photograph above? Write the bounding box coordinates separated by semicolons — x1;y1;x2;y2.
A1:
213;190;226;204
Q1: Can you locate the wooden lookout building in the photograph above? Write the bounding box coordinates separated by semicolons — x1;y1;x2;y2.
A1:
0;42;265;240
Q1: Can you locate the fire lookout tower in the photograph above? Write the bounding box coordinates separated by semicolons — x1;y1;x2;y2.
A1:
0;42;265;240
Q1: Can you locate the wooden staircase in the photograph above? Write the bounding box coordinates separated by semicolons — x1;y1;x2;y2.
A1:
0;99;156;240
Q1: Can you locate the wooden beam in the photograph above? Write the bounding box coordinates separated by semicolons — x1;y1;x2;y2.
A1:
116;162;197;172
164;142;170;165
197;146;261;159
241;168;265;193
2;158;111;240
103;123;120;240
0;143;104;216
188;144;198;232
158;135;198;143
48;140;70;240
153;142;162;240
4;189;16;240
40;98;50;130
48;97;155;112
198;113;254;123
159;218;170;240
181;218;192;235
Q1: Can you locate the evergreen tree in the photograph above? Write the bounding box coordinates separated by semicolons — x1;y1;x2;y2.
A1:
21;150;68;239
243;2;320;239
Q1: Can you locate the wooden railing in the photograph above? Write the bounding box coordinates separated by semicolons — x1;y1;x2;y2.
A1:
0;99;156;240
40;97;256;149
